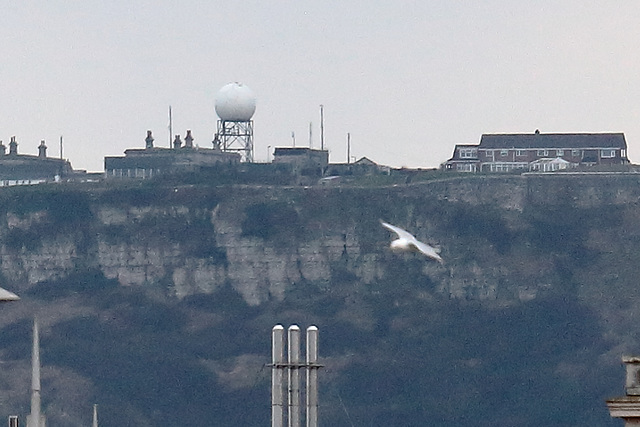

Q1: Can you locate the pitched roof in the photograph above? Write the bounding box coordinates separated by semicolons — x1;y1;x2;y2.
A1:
353;156;377;166
273;147;328;155
479;133;627;149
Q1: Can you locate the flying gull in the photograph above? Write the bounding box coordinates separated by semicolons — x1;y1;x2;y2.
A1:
381;220;444;263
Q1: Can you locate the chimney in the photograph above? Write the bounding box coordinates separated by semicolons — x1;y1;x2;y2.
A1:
173;134;182;149
145;130;154;149
288;325;301;427
607;356;640;425
38;141;47;159
184;130;194;148
306;326;319;427
8;137;17;156
271;325;321;427
271;325;284;427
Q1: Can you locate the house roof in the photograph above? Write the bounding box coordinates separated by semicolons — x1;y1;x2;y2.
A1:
446;144;479;161
479;132;627;149
353;156;377;166
273;147;328;156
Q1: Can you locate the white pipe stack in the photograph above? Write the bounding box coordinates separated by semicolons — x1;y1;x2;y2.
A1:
272;324;320;427
306;326;319;427
272;325;285;427
288;325;301;427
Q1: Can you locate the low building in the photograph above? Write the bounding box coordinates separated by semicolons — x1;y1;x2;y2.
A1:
104;130;240;178
272;147;328;177
0;137;73;185
444;131;629;173
324;156;391;176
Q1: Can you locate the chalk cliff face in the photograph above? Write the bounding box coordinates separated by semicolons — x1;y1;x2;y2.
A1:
1;174;639;309
0;177;535;306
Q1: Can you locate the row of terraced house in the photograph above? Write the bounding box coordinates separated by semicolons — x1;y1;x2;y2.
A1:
444;130;629;172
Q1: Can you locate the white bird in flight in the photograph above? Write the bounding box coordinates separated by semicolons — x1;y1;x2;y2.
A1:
381;220;444;263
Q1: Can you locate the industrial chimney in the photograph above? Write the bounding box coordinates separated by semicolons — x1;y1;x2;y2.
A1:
271;325;321;427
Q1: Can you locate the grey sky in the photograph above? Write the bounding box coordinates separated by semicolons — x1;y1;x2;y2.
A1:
1;1;638;172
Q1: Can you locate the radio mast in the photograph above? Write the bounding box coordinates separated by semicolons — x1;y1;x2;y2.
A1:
168;106;173;148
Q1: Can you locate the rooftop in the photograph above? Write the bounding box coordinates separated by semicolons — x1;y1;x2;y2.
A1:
479;132;627;149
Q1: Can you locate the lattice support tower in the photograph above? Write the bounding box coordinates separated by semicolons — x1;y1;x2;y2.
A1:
216;119;254;162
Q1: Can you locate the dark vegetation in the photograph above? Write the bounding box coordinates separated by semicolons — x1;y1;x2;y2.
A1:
2;278;611;426
242;201;302;242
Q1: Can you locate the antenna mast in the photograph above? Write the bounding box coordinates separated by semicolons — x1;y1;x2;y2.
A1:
319;105;324;151
168;106;173;148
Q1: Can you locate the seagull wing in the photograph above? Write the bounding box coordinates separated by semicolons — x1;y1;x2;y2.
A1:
412;240;444;263
0;287;19;301
381;221;416;241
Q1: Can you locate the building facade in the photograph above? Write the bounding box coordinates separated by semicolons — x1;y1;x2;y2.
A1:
272;147;329;177
324;156;391;177
444;131;629;173
104;130;240;178
0;137;73;184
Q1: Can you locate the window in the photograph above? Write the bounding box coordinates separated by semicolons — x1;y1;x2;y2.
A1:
571;149;581;157
456;163;476;172
459;149;476;159
485;150;493;158
516;150;527;157
556;149;564;156
537;149;548;156
601;149;616;158
500;149;508;157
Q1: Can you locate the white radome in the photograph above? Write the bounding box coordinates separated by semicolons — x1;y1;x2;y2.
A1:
215;82;256;121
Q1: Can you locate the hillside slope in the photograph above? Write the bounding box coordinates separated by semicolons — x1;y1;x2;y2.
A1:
0;174;637;426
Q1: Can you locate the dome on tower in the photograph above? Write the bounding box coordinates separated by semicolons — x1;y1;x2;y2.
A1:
215;82;256;121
